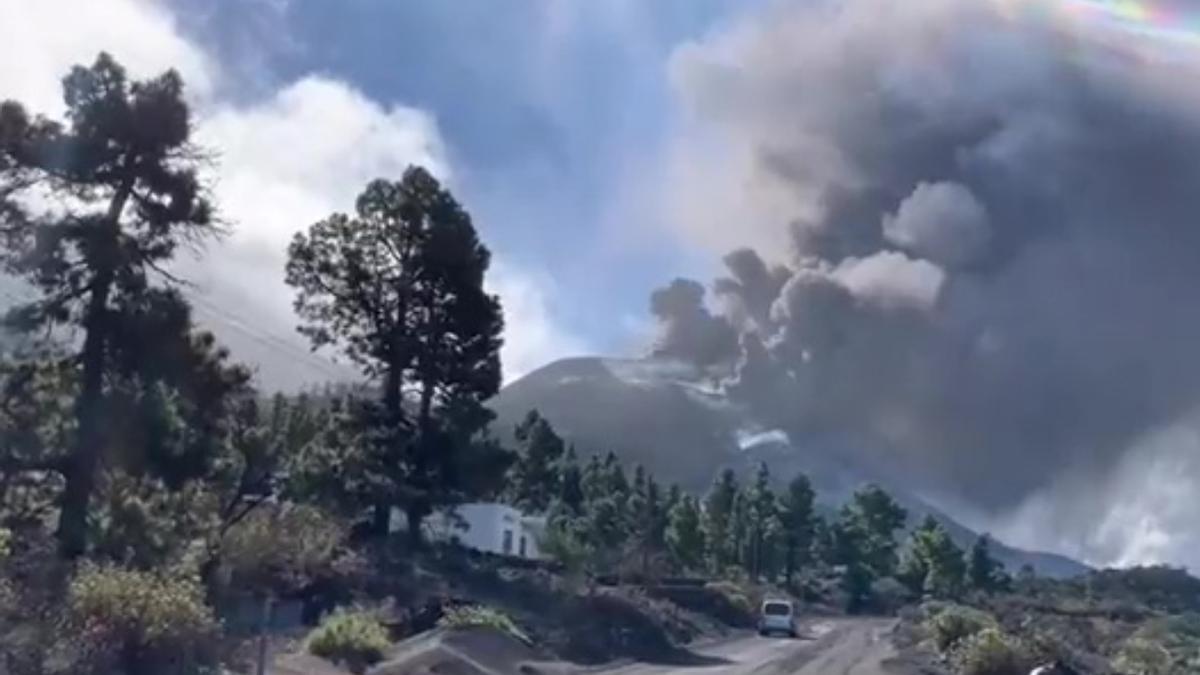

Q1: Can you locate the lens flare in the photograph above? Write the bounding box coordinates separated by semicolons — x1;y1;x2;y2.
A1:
996;0;1200;59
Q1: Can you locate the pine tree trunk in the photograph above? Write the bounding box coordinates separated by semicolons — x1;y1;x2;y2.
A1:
406;506;424;547
372;502;391;536
56;177;132;558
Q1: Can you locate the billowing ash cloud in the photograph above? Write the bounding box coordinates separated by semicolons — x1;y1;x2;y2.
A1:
649;278;737;366
883;181;991;268
658;0;1200;565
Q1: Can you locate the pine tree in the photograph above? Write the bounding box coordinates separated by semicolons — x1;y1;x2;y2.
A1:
665;483;682;515
899;516;965;599
285;166;506;540
845;484;907;577
780;473;816;584
925;533;966;599
811;514;836;567
667;495;705;573
558;445;585;515
898;516;940;595
629;469;666;577
602;452;630;530
0;53;245;557
968;533;1005;593
747;463;777;579
582;453;605;504
509;409;566;513
604;452;630;496
703;469;739;573
829;507;876;612
729;490;750;573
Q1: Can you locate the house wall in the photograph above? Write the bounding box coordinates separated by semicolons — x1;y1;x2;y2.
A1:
389;502;547;561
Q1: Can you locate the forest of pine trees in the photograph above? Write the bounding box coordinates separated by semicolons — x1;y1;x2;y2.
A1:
512;408;1009;610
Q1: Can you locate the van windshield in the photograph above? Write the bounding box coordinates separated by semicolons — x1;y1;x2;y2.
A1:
763;602;791;616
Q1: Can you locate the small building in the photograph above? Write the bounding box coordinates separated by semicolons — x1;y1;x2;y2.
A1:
390;502;547;561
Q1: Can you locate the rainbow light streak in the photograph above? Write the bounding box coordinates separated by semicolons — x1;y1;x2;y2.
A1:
999;0;1200;49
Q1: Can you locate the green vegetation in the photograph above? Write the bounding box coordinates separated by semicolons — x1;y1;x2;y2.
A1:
285;166;510;539
0;52;519;672
900;517;968;599
306;609;390;674
438;604;531;645
704;580;756;616
67;564;219;674
926;604;998;652
953;628;1026;675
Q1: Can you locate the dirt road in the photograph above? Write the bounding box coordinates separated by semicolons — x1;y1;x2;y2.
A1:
589;618;909;675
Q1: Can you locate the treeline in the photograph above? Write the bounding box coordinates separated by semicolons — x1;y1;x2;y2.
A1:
507;412;1012;610
0;52;525;674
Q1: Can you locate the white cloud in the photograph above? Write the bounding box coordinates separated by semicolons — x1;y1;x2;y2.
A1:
1;0;586;390
486;263;588;382
185;76;449;333
0;0;215;114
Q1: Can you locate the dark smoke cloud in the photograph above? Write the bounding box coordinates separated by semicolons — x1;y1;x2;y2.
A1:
713;248;790;332
660;0;1200;565
649;278;737;366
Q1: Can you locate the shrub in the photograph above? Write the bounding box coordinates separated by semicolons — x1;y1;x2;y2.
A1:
66;563;218;675
438;604;531;645
704;580;755;617
1114;637;1174;675
954;628;1025;675
926;604;996;652
306;608;390;674
869;576;911;614
221;503;346;594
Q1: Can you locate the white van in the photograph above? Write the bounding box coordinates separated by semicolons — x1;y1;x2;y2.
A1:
757;599;797;638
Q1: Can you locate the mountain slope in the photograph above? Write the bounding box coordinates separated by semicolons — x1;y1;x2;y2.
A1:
490;355;1089;578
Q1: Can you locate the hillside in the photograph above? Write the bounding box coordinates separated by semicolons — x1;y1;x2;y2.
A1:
490;356;1088;579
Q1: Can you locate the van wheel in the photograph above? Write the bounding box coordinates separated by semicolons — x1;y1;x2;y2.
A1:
758;629;768;637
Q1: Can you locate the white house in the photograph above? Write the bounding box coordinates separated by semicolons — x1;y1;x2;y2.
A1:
390;502;547;561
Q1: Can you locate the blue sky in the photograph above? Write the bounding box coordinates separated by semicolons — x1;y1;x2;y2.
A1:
163;0;760;361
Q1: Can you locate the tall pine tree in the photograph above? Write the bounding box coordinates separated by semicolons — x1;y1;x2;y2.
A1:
0;53;244;557
509;409;565;513
780;473;816;584
557;445;585;515
667;495;705;573
285;166;506;540
703;468;739;573
968;533;1005;593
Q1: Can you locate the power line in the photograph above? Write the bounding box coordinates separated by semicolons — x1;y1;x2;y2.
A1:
183;290;352;382
0;281;355;384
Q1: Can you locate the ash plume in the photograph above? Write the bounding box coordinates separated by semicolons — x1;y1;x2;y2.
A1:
649;277;737;367
658;0;1200;565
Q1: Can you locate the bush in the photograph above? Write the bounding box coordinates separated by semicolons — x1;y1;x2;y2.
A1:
1114;637;1174;675
869;576;911;614
66;563;218;675
704;580;755;617
221;503;346;594
306;608;390;674
926;604;997;652
954;628;1025;675
438;604;531;645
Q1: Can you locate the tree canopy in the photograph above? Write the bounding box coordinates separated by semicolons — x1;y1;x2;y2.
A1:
285;167;507;537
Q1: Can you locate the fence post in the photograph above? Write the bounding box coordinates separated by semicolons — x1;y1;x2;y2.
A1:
255;595;274;675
